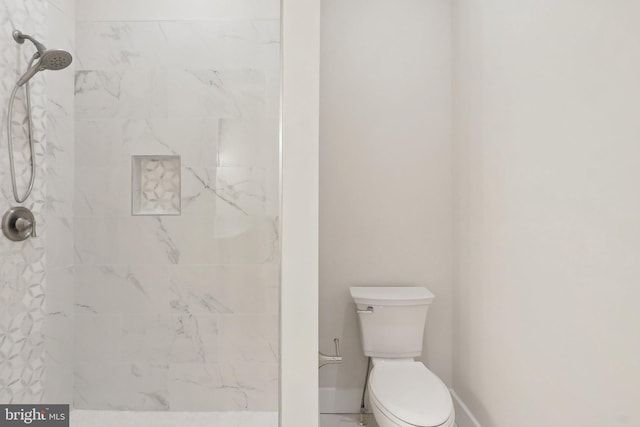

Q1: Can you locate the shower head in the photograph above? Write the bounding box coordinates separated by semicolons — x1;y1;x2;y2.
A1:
16;49;73;87
12;29;73;87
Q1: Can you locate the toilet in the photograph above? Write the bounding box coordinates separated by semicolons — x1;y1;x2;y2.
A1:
350;286;455;427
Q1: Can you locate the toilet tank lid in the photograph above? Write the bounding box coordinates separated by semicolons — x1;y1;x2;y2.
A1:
349;286;435;306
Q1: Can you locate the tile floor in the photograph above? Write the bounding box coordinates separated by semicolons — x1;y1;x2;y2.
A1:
320;412;458;427
70;410;278;427
320;413;378;427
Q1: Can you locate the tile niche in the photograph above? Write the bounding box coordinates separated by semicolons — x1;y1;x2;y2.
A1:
132;155;181;216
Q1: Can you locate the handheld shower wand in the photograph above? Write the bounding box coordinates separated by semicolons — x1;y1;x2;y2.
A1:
6;30;72;203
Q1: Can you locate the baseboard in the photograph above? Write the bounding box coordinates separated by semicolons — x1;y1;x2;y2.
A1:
319;387;364;414
320;386;481;426
450;389;482;427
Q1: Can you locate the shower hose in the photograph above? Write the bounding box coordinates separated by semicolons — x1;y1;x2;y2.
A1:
6;54;38;203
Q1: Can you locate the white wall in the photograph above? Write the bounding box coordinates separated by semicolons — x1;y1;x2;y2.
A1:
319;0;452;408
280;0;320;423
453;0;640;426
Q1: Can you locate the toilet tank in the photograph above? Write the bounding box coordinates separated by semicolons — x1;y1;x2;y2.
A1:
350;286;435;358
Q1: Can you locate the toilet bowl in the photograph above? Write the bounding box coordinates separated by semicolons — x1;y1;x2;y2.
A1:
350;287;455;427
368;359;454;427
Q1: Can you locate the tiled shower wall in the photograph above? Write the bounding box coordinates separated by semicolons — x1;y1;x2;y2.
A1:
43;0;75;404
0;0;48;403
43;0;75;403
73;4;280;411
1;0;74;404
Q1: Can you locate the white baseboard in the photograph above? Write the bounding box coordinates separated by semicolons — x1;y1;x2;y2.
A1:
319;387;364;414
450;389;482;427
320;386;481;427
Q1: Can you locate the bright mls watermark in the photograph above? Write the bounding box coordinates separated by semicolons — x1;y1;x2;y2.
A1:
0;405;68;427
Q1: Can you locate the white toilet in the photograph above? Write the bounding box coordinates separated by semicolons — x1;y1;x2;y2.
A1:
350;286;455;427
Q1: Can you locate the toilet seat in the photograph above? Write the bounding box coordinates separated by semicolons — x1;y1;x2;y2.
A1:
368;361;453;427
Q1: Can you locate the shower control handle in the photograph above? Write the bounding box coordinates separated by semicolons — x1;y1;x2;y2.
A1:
15;217;36;237
2;207;37;241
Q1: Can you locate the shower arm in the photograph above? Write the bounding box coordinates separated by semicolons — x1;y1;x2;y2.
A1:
12;30;46;53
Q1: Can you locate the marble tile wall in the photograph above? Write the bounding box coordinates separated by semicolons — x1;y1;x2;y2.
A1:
73;12;280;411
0;0;48;404
43;0;75;404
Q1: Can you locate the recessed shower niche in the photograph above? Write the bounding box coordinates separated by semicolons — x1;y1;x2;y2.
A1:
131;155;181;216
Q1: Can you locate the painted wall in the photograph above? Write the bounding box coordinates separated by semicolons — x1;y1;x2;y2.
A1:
73;0;280;410
319;0;452;410
453;0;640;425
280;0;320;423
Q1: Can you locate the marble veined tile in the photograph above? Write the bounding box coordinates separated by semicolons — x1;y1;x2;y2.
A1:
45;157;74;218
75;164;130;217
46;265;74;316
75;119;124;167
211;314;278;363
74;362;170;410
75;20;279;71
139;216;218;265
167;69;266;119
131;215;279;265
75;69;167;119
220;361;278;410
75;22;167;70
45;216;74;268
74;264;171;315
218;118;279;167
74;217;183;265
124;118;218;167
215;167;278;217
167;264;276;315
167;362;277;411
160;20;280;70
44;314;74;366
180;166;218;218
76;0;280;21
43;358;72;404
120;315;176;363
47;0;74;16
166;363;232;411
74;314;123;363
119;314;217;365
182;166;278;219
211;216;280;264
